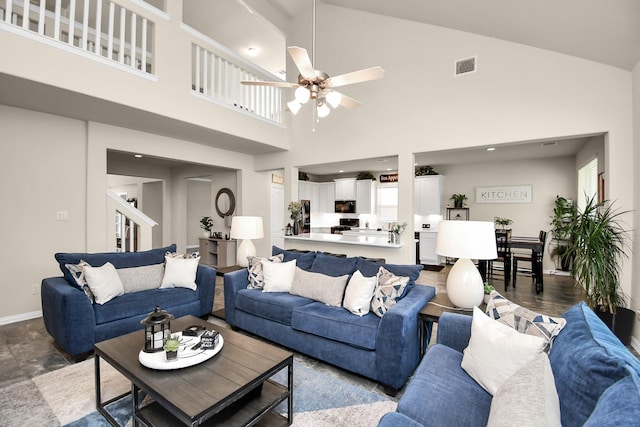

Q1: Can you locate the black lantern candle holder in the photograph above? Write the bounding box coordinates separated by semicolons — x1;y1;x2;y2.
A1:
140;306;174;353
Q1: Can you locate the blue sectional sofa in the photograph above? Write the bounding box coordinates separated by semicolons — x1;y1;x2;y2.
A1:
41;244;216;357
224;248;435;393
379;302;640;426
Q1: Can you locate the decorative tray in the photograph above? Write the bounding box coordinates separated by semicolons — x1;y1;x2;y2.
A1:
138;332;224;370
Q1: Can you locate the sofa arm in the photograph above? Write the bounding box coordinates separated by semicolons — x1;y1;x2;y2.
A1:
41;277;96;356
437;312;473;352
375;284;436;390
223;268;249;327
195;264;217;317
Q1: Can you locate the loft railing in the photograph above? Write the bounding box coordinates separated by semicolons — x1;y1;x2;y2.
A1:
0;0;154;73
107;190;157;251
185;24;285;126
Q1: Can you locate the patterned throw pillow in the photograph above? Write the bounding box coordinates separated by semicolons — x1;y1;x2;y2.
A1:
485;290;567;352
247;254;284;289
370;266;409;318
165;251;200;259
64;260;95;302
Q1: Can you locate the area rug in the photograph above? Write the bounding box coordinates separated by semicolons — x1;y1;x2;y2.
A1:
2;356;396;426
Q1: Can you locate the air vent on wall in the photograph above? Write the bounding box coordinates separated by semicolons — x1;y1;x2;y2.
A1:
455;57;476;76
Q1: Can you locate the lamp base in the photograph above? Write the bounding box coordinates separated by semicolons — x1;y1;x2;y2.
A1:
446;258;484;309
236;239;256;267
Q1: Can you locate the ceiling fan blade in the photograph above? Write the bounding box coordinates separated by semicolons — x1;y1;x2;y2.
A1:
339;93;361;109
326;66;385;88
240;80;298;88
287;46;316;79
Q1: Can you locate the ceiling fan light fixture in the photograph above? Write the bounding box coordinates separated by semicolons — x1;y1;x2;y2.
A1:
287;100;302;115
295;86;311;104
317;100;330;118
326;91;342;108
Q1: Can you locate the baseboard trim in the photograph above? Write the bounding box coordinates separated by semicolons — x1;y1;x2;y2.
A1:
631;336;640;355
0;310;42;326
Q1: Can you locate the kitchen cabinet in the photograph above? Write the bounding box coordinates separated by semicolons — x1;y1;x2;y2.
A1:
298;181;318;202
419;232;442;265
414;175;444;215
356;179;376;214
334;178;356;200
317;182;335;213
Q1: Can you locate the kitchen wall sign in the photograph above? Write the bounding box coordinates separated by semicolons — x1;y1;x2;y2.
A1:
379;173;398;183
475;185;532;204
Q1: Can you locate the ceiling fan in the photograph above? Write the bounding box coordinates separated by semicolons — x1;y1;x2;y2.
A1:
240;0;384;121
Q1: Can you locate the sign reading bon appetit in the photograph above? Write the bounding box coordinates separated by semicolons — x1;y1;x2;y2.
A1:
475;185;532;204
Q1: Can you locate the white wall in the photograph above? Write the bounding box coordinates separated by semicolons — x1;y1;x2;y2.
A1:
632;61;640;346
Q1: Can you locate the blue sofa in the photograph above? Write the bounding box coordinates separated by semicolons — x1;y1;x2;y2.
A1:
41;244;216;357
379;302;640;426
224;248;435;393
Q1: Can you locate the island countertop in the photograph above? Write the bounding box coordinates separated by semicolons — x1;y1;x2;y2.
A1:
285;232;402;248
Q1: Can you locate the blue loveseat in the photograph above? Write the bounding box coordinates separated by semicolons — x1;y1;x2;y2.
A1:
41;244;216;357
224;248;435;393
379;302;640;426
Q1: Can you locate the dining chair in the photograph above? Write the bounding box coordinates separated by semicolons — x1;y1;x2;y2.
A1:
512;230;547;288
488;229;511;290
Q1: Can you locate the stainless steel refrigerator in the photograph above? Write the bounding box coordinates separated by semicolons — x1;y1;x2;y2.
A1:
301;200;311;233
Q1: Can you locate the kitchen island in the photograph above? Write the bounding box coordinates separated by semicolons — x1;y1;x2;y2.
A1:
284;232;405;264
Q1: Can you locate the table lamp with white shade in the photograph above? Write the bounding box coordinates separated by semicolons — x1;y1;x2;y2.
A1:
230;216;264;267
436;220;497;308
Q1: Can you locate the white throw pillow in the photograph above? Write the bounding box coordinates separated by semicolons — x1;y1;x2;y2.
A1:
343;270;378;316
160;256;199;291
262;259;297;292
83;262;124;305
461;306;546;395
487;352;562;427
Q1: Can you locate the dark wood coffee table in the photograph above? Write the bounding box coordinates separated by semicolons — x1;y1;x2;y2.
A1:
94;315;293;426
418;293;484;356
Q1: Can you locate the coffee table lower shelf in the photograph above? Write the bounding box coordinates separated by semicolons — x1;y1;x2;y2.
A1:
135;380;290;427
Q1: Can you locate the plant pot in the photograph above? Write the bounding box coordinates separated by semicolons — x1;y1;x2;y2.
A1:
202;231;210;238
165;350;178;361
594;306;635;346
454;201;463;208
483;294;490;304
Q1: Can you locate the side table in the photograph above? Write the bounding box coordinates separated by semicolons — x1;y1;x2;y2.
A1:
418;293;485;356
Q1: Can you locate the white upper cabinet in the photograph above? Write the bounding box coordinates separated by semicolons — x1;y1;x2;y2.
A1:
317;182;335;213
356;179;376;214
414;175;444;215
334;178;357;200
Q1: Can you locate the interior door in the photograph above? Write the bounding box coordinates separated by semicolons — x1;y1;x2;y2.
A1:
271;183;285;249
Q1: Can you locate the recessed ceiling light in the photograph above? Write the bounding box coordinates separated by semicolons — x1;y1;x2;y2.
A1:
134;154;143;158
486;147;496;151
247;47;258;57
338;170;344;173
387;168;392;171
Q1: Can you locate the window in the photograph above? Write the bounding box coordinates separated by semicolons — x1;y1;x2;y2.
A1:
577;157;598;211
377;183;398;222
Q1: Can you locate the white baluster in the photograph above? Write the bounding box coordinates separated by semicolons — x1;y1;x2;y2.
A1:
94;0;102;55
38;0;45;35
130;13;136;69
81;0;89;50
68;0;76;46
203;50;209;95
22;0;29;29
5;0;12;23
107;1;114;60
194;45;201;93
118;6;125;63
54;0;61;40
141;18;147;72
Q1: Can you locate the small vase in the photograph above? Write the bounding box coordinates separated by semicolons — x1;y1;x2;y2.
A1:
389;232;399;244
293;221;299;235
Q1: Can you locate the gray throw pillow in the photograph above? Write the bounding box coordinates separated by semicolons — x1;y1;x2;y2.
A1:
117;264;165;294
290;267;349;307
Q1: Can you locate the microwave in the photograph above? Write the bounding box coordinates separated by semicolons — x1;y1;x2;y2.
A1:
335;200;356;214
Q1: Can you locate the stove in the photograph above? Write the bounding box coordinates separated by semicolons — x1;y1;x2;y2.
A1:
331;218;360;234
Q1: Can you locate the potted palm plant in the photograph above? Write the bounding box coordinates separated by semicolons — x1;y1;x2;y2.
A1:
550;196;577;271
450;194;467;208
493;217;513;230
564;195;634;344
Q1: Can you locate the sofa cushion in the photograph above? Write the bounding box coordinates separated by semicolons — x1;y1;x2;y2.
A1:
291;302;379;350
271;246;316;270
485;290;566;352
462;307;546;395
370;267;409;318
160;256;199;290
290;268;349;307
117;264;164;294
247;254;284;289
486;352;561;427
549;302;640;427
343;270;378;316
83;262;125;305
64;260;95;301
309;252;358;277
93;287;198;324
235;288;313;326
356;258;422;287
56;244;177;289
583;372;640;426
397;343;492;427
262;259;297;292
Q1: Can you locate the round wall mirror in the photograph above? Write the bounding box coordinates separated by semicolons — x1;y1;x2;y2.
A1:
215;188;236;218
